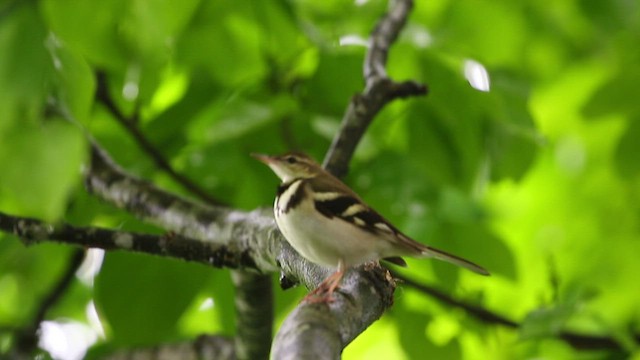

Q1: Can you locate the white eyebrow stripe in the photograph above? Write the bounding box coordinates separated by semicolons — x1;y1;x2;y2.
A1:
313;192;343;201
341;203;367;217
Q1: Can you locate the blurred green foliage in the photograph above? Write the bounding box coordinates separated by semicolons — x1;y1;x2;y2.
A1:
1;0;639;358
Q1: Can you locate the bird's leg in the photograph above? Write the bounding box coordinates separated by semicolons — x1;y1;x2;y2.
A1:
303;260;346;303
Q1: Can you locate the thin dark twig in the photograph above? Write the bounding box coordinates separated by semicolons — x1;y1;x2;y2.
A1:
391;270;518;327
14;249;85;354
392;271;638;350
94;71;225;206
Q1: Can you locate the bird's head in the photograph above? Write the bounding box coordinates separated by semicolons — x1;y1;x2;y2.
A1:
252;152;322;182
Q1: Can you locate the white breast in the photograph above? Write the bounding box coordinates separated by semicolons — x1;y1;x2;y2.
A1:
274;180;396;269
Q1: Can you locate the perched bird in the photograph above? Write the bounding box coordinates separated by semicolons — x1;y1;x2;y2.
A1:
253;152;489;302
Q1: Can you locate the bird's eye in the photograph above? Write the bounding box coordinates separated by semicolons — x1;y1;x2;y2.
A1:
286;156;297;164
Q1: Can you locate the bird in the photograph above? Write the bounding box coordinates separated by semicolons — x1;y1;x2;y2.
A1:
252;152;489;302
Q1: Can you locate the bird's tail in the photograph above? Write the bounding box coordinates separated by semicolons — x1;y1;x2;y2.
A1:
421;246;490;276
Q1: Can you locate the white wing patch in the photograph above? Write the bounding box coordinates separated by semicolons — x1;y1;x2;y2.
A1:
313;191;343;201
374;222;394;233
352;217;366;227
341;203;368;217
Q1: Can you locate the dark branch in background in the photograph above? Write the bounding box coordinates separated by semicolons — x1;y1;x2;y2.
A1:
94;71;225;206
231;272;273;360
394;271;639;350
322;0;427;178
0;211;257;271
12;249;84;356
103;335;235;360
389;271;517;327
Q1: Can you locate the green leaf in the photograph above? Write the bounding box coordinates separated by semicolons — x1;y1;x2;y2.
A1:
40;0;128;69
0;3;51;126
582;71;640;119
437;0;528;66
485;73;539;181
438;187;484;223
394;306;463;359
519;285;593;340
0;121;86;221
614;117;640;178
94;251;212;346
46;36;96;123
520;306;573;340
304;49;364;114
434;222;516;281
186;98;283;145
178;3;267;87
0;239;75;325
486;121;539;181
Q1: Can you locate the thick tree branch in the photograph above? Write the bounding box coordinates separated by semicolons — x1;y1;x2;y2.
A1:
94;71;225;206
2;206;634;352
86;143;396;354
272;265;396;360
322;0;427;178
273;0;423;357
86;144;279;272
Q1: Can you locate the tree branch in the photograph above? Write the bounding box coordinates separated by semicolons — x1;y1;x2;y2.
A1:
86;142;396;354
1;146;634;352
390;271;517;327
85;144;279;271
322;0;427;178
231;271;273;360
272;0;423;357
394;271;639;350
0;211;257;270
271;265;396;359
103;335;235;360
95;71;273;358
94;71;225;206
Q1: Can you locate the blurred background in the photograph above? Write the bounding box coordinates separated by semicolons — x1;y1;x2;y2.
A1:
0;0;638;358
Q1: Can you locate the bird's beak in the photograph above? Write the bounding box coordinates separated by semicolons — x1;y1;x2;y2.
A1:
250;153;274;164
